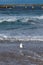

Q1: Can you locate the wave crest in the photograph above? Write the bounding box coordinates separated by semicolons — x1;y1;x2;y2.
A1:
0;15;43;23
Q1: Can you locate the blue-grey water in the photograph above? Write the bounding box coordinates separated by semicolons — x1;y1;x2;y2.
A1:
0;0;43;4
0;8;43;65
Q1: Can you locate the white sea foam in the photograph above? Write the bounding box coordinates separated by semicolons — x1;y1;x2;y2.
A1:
0;15;43;23
0;34;43;42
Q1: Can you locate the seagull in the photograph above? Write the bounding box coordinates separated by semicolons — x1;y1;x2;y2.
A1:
19;42;24;56
20;43;23;48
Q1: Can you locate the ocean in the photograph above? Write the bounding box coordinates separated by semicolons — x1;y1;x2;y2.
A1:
0;8;43;65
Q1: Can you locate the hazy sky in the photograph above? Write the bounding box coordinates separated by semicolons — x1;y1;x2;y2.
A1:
0;0;43;4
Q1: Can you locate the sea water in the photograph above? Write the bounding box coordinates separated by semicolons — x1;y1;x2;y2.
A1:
0;8;43;65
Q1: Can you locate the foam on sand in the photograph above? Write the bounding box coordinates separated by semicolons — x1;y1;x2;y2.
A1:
0;34;43;42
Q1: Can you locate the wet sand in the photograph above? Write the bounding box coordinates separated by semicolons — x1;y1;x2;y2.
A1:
0;41;43;65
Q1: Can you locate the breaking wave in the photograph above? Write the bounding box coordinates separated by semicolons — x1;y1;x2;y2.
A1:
0;15;43;23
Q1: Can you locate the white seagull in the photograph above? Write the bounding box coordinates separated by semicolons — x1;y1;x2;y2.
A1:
20;43;23;48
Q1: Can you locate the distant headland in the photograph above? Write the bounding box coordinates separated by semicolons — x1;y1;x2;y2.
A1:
0;4;43;10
